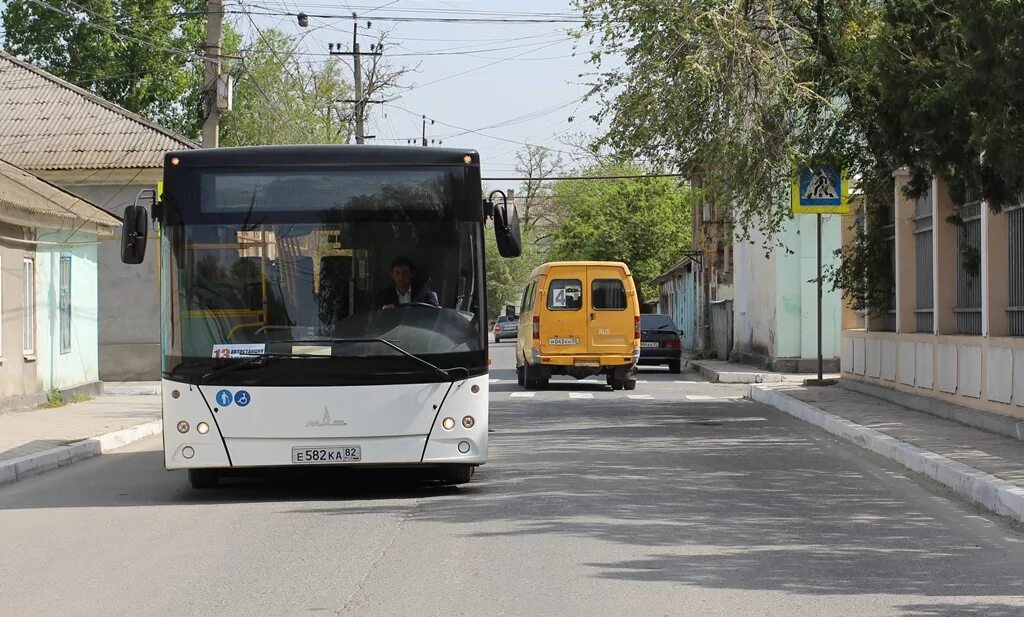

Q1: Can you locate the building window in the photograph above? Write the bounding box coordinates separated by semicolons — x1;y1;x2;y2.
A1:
881;201;897;332
1008;203;1024;335
23;258;34;355
60;254;72;353
955;197;983;335
913;188;934;332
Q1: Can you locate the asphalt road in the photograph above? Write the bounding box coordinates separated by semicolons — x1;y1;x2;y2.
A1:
3;344;1024;616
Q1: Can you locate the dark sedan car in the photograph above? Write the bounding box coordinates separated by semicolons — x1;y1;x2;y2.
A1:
493;315;519;342
638;314;683;373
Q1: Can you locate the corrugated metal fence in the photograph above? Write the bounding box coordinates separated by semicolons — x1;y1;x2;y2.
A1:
914;191;934;332
956;201;983;335
1009;204;1024;336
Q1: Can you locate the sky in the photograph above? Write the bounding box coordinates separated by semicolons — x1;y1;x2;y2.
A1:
240;0;616;181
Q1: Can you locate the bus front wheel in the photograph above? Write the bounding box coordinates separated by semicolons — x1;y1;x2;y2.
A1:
440;464;474;485
188;468;220;489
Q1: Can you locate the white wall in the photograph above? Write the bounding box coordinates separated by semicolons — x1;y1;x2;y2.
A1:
733;225;777;362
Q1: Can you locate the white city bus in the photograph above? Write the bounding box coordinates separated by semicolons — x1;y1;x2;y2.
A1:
120;145;521;488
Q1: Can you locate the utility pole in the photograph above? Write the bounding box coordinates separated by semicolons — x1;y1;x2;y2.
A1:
421;115;428;147
352;13;365;144
202;0;223;148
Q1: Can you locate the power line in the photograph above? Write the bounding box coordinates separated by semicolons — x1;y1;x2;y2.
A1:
482;173;688;181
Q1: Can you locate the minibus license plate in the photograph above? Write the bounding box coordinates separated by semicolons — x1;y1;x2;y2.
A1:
292;446;361;464
549;337;579;345
641;342;659;348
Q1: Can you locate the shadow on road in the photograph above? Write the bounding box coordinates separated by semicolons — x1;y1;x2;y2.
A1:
4;386;1024;605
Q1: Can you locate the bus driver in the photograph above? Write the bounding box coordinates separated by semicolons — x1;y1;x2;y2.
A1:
378;256;439;309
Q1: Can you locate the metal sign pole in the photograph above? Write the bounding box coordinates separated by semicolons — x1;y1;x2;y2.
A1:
817;213;823;382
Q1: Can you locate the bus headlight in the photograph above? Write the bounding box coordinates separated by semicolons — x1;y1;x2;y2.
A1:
177;421;190;433
462;416;475;429
442;417;455;430
197;422;210;434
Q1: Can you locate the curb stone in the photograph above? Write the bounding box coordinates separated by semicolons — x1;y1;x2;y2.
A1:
0;420;162;487
749;384;1024;524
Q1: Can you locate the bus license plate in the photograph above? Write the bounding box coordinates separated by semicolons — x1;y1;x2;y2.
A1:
292;446;361;464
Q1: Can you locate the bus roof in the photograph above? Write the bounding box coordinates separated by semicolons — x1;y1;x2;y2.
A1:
164;144;480;168
528;261;632;279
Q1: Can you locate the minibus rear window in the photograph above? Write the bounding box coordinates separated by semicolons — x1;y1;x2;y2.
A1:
547;279;583;310
592;279;627;310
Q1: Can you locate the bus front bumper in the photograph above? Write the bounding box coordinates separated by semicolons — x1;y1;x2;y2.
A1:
160;377;489;470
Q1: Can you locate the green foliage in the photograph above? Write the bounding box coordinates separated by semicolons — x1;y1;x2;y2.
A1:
484;226;544;321
548;161;692;300
220;28;352;146
3;0;208;137
826;205;894;318
40;388;65;408
575;0;1024;302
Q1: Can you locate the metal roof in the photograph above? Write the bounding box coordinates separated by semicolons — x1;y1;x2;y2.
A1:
0;52;197;171
0;157;120;232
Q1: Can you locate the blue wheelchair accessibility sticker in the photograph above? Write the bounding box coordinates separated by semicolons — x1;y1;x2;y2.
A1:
234;390;251;407
215;389;233;407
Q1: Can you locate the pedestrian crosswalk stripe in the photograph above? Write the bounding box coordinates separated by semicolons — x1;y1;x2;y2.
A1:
627;394;653;400
569;392;593;399
686;395;715;400
510;392;535;398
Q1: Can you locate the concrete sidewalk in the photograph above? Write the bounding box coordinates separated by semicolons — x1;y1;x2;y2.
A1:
693;359;840;384
751;382;1024;523
0;394;161;485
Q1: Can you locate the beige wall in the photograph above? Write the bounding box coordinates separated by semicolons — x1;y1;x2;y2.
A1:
842;177;1024;419
0;222;42;405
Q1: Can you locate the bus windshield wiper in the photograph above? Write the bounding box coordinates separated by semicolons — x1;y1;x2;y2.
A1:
272;337;463;381
199;352;325;383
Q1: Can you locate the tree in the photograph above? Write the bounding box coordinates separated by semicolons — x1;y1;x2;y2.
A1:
3;0;209;136
512;144;563;244
484;223;543;321
574;0;1024;308
548;161;692;300
220;28;353;146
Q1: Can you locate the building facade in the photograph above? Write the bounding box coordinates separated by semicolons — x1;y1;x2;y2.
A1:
732;215;843;371
0;52;195;380
842;172;1024;418
0;159;118;409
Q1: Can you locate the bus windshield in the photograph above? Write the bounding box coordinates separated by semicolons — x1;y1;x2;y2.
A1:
160;165;486;386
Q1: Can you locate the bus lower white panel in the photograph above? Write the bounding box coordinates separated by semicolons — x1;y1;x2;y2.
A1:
422;375;488;464
162;380;231;469
195;382;450;439
226;435;428;466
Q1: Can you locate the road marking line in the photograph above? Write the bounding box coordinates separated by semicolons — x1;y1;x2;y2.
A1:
569;392;594;399
489;378;503;384
510;392;535;398
686;395;715;400
627;394;654;400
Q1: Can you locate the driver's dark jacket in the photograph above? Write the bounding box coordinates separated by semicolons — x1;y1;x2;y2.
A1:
376;285;439;307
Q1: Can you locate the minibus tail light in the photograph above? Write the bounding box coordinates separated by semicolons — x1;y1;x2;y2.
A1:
533;315;540;340
634;316;640;340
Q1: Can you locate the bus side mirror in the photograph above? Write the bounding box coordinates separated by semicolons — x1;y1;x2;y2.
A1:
121;204;149;264
492;196;522;258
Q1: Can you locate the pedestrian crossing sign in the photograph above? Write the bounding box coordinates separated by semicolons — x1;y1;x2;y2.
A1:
792;166;849;214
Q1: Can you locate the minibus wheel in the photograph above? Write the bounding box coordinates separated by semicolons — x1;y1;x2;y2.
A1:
516;365;525;386
623;379;637;391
